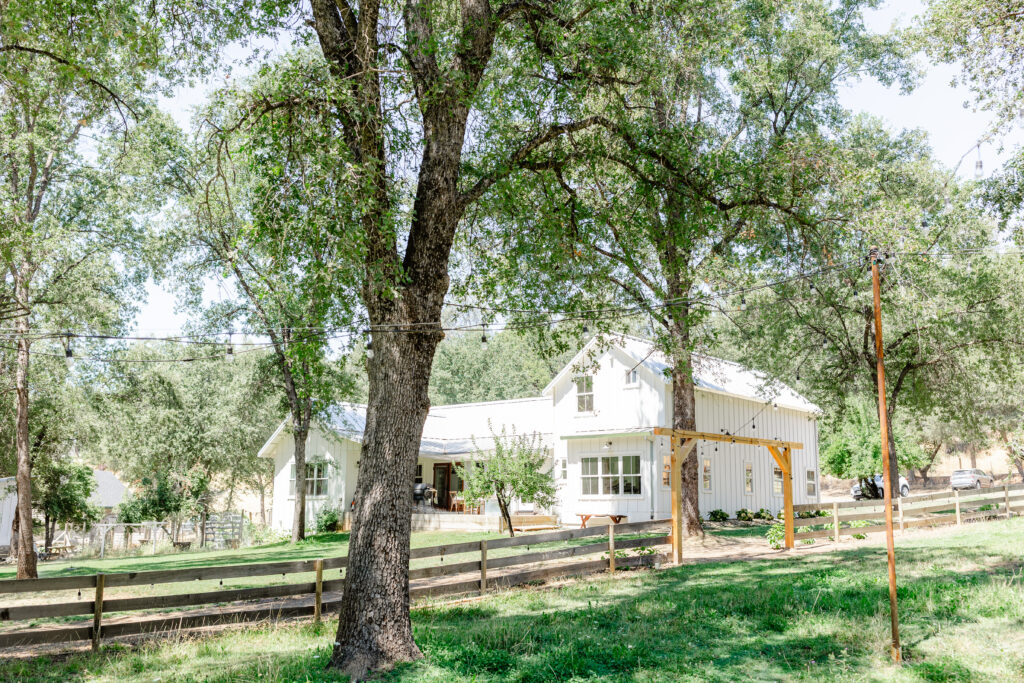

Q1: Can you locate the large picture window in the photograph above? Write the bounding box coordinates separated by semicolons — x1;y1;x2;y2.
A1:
575;375;594;412
290;461;328;497
582;455;641;496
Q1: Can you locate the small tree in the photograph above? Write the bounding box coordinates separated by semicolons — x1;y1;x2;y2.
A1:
456;426;556;538
34;459;100;553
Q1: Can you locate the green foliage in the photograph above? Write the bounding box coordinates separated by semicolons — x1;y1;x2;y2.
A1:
456;426;556;537
821;398;926;479
118;475;186;523
753;508;774;521
735;508;754;522
34;459;101;527
314;507;342;535
766;523;786;549
708;510;729;523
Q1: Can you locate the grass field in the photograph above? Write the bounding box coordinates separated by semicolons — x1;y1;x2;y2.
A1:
1;518;1021;681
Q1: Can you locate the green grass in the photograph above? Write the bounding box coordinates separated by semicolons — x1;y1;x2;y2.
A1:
2;518;1022;681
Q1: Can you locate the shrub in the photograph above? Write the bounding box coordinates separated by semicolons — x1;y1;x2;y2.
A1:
314;507;342;534
708;509;729;522
766;523;785;549
735;508;754;522
849;519;871;539
753;507;774;521
797;510;817;519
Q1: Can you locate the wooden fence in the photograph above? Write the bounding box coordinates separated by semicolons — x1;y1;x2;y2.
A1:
0;519;669;650
793;483;1024;542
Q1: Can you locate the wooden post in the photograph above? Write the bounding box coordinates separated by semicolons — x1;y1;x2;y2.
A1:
870;246;901;663
313;558;323;624
832;502;841;543
955;489;962;526
608;524;616;573
897;497;905;533
479;540;488;594
92;573;105;651
670;437;682;565
782;447;794;550
1004;483;1011;518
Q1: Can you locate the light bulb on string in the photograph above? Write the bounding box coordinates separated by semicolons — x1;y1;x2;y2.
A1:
364;330;374;360
64;333;74;370
225;332;234;362
739;295;747;311
480;326;488;350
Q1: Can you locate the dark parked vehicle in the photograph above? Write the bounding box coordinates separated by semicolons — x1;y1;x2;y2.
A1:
851;474;910;500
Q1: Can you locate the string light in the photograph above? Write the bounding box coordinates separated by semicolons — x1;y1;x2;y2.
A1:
64;333;74;369
225;333;234;362
480;326;488;350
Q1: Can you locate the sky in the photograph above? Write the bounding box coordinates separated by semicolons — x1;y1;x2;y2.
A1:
132;1;1023;336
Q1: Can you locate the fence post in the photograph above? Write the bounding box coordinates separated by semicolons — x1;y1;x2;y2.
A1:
92;573;105;651
1005;483;1011;519
897;497;905;533
608;525;616;573
479;540;487;594
832;502;840;543
955;489;962;526
313;558;323;624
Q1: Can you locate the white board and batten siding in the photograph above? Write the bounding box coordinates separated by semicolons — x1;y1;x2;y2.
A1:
268;429;357;532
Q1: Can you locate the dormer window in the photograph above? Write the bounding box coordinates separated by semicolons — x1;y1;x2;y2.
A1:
575;375;594;412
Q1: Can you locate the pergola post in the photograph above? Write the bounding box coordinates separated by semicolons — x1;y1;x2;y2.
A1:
670;437;682;565
782;446;794;549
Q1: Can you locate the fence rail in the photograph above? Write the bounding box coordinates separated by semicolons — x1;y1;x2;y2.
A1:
0;519;670;650
793;484;1023;543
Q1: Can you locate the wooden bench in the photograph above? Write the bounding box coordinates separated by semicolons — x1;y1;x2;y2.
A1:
576;514;627;528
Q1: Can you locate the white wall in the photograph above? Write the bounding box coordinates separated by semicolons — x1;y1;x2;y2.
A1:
269;427;353;531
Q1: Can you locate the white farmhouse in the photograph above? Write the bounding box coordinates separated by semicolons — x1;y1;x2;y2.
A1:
259;335;821;531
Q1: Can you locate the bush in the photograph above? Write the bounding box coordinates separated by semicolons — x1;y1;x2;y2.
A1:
708;509;729;522
314;507;342;534
735;508;754;522
766;523;785;549
753;507;774;521
849;519;871;539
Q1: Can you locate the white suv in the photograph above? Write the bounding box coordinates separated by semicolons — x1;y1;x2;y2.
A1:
851;474;910;500
950;469;995;490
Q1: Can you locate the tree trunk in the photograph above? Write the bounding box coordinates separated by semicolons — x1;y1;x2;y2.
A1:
885;411;900;496
969;445;977;469
13;290;37;579
331;328;440;677
44;515;53;553
291;427;309;543
9;508;18;562
259;488;266;526
497;496;515;537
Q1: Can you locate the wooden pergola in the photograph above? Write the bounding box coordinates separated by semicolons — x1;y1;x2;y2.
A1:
654;428;804;562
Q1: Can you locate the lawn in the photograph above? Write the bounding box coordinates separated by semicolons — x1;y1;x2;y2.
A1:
2;518;1021;681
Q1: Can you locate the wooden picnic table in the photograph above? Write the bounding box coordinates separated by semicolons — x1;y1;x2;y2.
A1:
577;514;627;528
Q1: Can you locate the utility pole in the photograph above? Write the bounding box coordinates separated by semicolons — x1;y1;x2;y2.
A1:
870;246;901;664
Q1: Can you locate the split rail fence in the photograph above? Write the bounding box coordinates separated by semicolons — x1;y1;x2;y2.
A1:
0;519;669;650
793;483;1024;543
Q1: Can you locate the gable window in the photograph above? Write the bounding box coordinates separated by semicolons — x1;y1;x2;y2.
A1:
702;459;712;492
290;462;329;497
582;455;641;496
772;466;783;496
626;368;639;385
806;470;817;497
744;462;754;495
575;375;594;412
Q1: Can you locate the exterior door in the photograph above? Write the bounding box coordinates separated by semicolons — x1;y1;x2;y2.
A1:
433;464;450;507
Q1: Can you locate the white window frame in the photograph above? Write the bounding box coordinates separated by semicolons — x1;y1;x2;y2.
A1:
560;459;568;481
702;458;712;492
743;462;754;495
662;454;670;488
581;454;642;497
290;461;329;498
772;466;783;496
806;469;818;497
625;367;639;387
575;375;594;413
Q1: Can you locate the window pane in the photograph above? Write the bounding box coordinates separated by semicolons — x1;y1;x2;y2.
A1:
744;463;754;494
582;458;598;476
623;475;641;495
702;459;712;491
773;467;783;496
602;457;619;475
602;474;620;495
662;455;671;487
806;470;817;496
582;478;598;495
623;456;640;475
